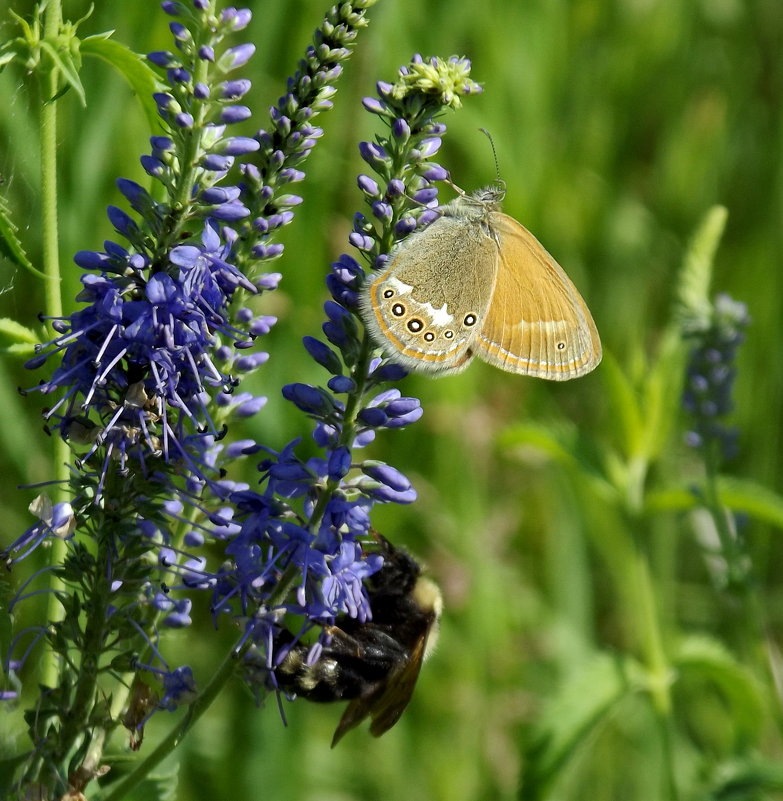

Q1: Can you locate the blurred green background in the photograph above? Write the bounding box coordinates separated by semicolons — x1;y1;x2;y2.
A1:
1;1;783;799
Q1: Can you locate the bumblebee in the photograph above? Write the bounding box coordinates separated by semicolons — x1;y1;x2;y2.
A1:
274;534;442;746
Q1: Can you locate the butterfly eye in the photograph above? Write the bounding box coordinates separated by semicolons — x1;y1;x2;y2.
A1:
557;341;566;350
424;332;435;343
406;319;424;333
463;314;477;328
444;331;454;340
391;303;406;317
383;289;395;299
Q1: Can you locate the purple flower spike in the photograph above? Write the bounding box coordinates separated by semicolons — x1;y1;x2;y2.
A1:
8;0;423;767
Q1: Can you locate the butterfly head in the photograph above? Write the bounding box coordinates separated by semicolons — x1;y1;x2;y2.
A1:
469;180;506;208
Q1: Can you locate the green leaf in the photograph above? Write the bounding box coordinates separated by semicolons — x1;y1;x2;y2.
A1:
637;327;686;462
520;652;643;799
715;476;783;530
673;635;765;742
0;194;47;279
676;205;728;332
81;35;163;132
0;43;24;70
599;348;644;460
0;317;41;351
40;39;86;106
0;575;15;662
646;477;783;530
711;756;783;800
0;754;28;798
498;420;615;502
99;758;180;801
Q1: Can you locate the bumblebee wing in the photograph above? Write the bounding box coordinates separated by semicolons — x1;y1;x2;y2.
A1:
367;632;428;737
330;631;428;747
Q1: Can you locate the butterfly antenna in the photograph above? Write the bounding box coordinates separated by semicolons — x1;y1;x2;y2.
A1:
479;128;501;180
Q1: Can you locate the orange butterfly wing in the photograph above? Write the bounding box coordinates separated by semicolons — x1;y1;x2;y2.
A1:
474;212;601;379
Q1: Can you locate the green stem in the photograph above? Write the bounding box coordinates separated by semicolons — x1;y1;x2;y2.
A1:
621;453;678;799
630;542;671;715
38;0;71;692
58;541;111;757
627;535;678;799
702;443;744;584
701;446;778;710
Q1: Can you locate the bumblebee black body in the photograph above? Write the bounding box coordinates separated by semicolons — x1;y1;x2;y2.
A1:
274;535;442;745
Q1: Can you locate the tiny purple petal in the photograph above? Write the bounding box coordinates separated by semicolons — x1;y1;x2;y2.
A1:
362;461;411;492
107;205;135;234
328;376;356;393
250;315;277;335
392;118;411;140
221;7;252;30
220;135;259;154
419;137;442;157
395;217;417;235
357;174;381;197
386;178;406;197
362;97;389;115
220;43;255;70
140;155;165;177
74;250;112;270
210;201;250;221
421;163;450;182
220;105;252;124
220;79;251;99
148;50;176;67
202;154;234;171
236;395;268;417
359;140;389;166
371;201;393;222
413;186;439;205
234;351;269;371
349;232;375;251
328;447;352;481
167;67;191;84
383;407;424;427
225;439;262;459
357;407;388;427
150;135;174;151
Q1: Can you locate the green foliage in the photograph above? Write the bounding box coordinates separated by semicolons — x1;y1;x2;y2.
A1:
1;0;782;800
0;193;44;279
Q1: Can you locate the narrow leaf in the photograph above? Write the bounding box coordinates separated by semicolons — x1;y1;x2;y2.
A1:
39;40;87;106
0;195;47;279
599;348;644;459
0;317;41;351
646;477;783;530
81;35;163;132
674;635;765;741
676;205;728;331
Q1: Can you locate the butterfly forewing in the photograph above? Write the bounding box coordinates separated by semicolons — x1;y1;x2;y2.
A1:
475;213;601;380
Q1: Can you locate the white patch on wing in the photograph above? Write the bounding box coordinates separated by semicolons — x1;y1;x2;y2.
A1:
425;303;453;326
384;276;454;326
386;275;413;295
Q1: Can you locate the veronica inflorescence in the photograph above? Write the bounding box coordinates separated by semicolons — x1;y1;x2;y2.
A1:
2;0;379;792
213;55;483;707
682;293;750;462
